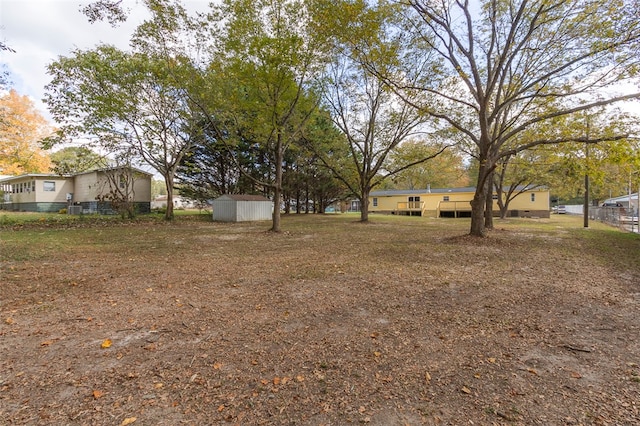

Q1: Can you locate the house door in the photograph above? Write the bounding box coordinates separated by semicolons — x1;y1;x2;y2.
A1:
408;196;420;209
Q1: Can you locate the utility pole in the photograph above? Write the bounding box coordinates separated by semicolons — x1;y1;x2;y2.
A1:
630;172;634;233
583;119;590;228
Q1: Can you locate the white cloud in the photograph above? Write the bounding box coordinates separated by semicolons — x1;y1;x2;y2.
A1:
1;0;211;122
1;0;153;120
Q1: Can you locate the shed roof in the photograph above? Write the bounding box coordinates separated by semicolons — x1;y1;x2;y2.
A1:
216;194;271;202
605;193;639;203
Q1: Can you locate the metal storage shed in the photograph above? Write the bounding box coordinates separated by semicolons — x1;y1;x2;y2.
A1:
212;194;273;222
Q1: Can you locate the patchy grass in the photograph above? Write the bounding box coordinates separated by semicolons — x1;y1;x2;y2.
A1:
1;213;639;425
0;209;211;230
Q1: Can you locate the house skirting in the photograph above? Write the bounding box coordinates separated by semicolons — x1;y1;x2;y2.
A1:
0;201;151;214
508;209;550;218
0;202;68;213
73;201;151;215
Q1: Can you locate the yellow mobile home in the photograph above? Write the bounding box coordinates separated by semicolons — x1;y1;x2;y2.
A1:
369;186;550;218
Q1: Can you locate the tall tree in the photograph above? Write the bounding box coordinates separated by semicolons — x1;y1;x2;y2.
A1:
493;150;548;219
375;0;640;236
386;139;469;190
50;146;109;175
45;0;198;220
0;89;52;175
535;109;639;205
81;0;128;25
195;0;329;232
313;0;447;222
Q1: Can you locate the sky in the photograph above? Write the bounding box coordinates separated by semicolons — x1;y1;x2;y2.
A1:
2;0;638;125
0;0;209;123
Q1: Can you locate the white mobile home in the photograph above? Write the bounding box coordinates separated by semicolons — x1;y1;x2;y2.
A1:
0;167;152;213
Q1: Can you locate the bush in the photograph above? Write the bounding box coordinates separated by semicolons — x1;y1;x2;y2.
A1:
59;208;67;214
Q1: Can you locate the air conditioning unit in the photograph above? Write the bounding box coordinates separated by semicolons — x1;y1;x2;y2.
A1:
68;205;83;215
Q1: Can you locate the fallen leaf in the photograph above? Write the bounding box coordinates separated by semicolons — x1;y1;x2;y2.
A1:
5;317;15;325
273;377;281;385
217;404;225;412
487;357;496;363
213;362;223;370
154;383;164;389
424;372;431;382
570;371;582;379
93;390;104;399
41;340;53;346
461;386;472;394
527;368;538;376
101;339;112;349
121;418;136;425
373;351;381;357
296;375;305;382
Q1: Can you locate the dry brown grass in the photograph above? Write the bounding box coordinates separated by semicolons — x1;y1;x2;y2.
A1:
1;213;639;425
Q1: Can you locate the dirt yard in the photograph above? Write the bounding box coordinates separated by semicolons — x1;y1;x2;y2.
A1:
1;214;639;425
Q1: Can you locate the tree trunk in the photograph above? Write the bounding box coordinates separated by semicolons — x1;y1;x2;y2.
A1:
484;170;494;229
271;185;281;232
360;192;370;222
164;174;174;221
470;161;492;237
495;186;508;219
470;189;487;236
270;140;283;232
499;203;508;219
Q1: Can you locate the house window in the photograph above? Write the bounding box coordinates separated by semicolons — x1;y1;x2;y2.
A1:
443;196;450;202
119;175;126;189
373;197;378;207
531;193;535;202
492;194;498;200
31;181;35;192
43;181;56;192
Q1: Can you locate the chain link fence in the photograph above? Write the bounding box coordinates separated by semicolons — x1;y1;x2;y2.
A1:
589;206;639;233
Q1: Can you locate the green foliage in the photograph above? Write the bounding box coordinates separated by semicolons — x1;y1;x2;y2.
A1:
310;0;443;221
193;0;330;231
151;179;167;198
50;146;109;175
44;3;199;222
380;0;640;235
386;141;469;190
